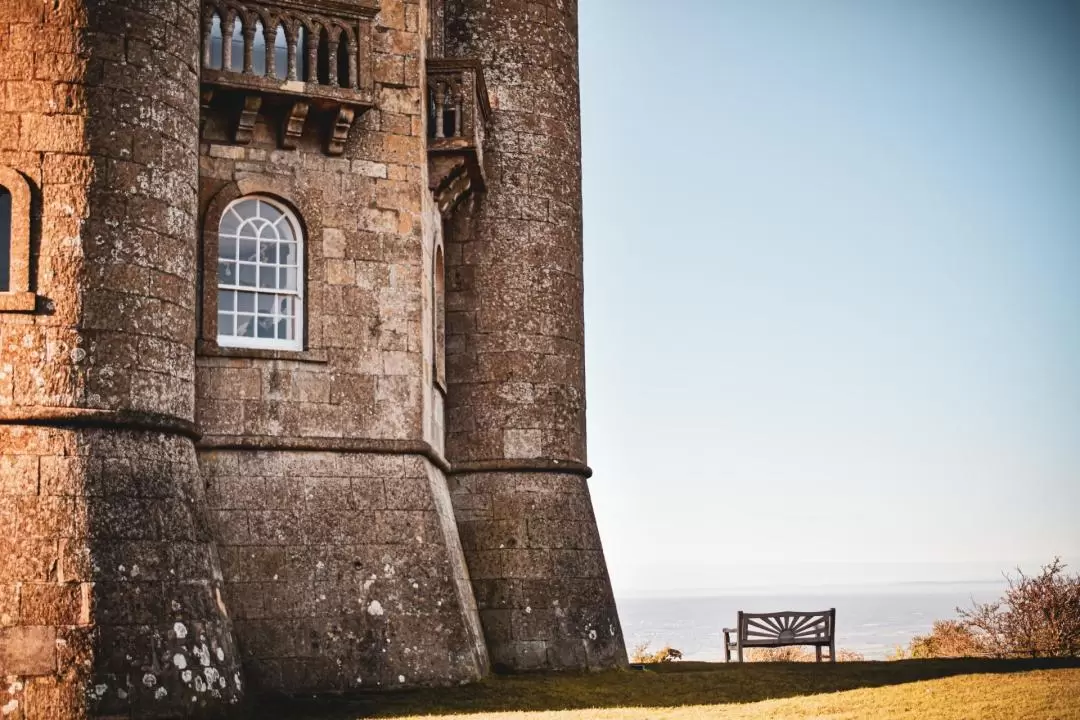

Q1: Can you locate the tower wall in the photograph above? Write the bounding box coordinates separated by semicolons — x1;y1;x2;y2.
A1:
192;0;488;691
0;0;242;716
442;0;627;670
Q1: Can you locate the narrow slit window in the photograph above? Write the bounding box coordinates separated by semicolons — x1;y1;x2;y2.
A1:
0;186;11;293
216;197;303;351
434;245;446;389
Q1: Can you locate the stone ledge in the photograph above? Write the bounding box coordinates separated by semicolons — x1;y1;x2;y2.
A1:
0;291;36;312
450;459;593;479
0;408;199;439
198;435;451;472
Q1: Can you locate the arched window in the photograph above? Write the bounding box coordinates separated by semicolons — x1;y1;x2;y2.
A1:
336;33;350;87
433;245;446;389
229;16;245;72
0;167;35;312
216;197;303;350
273;24;288;78
297;25;310;81
316;27;331;85
208;13;224;69
252;19;267;76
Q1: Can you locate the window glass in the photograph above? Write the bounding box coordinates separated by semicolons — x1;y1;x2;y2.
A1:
217;197;302;349
0;187;10;293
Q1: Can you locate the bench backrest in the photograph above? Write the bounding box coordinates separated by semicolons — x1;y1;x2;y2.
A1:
738;609;835;647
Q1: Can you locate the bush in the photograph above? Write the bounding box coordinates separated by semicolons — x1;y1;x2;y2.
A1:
894;558;1080;659
746;647;865;662
629;643;683;664
890;620;988;660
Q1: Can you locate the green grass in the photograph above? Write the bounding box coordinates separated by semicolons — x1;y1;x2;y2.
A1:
253;659;1080;719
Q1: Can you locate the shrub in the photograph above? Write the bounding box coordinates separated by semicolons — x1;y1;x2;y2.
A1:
746;647;865;662
894;558;1080;659
629;643;683;664
960;558;1080;658
892;620;988;659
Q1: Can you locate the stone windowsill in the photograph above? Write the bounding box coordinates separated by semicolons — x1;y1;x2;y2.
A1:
197;339;329;364
0;292;36;312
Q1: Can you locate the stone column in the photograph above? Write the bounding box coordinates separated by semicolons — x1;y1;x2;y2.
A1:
0;0;242;716
442;0;627;670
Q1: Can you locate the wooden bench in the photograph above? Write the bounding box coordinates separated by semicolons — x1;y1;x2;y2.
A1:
723;608;836;662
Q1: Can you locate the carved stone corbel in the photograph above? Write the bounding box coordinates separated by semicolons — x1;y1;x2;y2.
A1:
234;94;262;145
282;101;309;149
327;106;355;156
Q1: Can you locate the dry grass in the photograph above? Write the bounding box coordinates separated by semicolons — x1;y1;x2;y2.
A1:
254;659;1080;719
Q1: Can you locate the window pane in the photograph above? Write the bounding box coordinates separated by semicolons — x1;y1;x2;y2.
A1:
280;241;297;265
239;238;258;261
230;17;244;72
277;318;291;339
218;261;235;284
257;316;275;338
0;187;10;293
236;314;255;337
259;266;276;288
219;236;237;260
219;289;234;311
217;313;234;335
252;21;266;76
259;201;283;223
259;241;277;264
276;217;294;241
257;294;275;313
220;208;241;236
237;291;255;312
238;264;256;287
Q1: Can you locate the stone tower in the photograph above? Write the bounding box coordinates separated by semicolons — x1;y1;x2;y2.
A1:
0;0;625;715
0;0;243;717
441;0;628;670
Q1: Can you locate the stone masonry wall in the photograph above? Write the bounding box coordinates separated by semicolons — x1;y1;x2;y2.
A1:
200;450;486;690
442;0;628;670
0;0;243;717
194;0;488;691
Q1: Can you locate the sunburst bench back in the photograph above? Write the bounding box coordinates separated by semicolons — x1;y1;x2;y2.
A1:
723;608;837;662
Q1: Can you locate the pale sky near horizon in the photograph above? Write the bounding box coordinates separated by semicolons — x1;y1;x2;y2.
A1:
577;0;1080;595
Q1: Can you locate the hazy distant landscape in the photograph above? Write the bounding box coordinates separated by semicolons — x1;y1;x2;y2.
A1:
617;581;1006;660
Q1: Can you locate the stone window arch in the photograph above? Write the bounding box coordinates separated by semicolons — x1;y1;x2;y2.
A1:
215;195;304;351
0;166;35;312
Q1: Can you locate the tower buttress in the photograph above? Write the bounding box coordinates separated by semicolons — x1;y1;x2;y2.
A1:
442;0;628;670
0;0;241;715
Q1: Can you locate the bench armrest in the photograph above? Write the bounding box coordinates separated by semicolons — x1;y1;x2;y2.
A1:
722;628;737;634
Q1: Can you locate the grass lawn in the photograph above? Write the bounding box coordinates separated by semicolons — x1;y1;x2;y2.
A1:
254;659;1080;719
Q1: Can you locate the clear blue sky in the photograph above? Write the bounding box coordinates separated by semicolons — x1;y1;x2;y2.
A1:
579;0;1080;594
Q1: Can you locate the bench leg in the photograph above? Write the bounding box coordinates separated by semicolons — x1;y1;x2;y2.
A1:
724;631;731;662
830;639;837;663
737;643;743;663
816;646;822;663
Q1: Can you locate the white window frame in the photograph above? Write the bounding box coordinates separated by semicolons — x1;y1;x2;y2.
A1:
216;196;304;351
